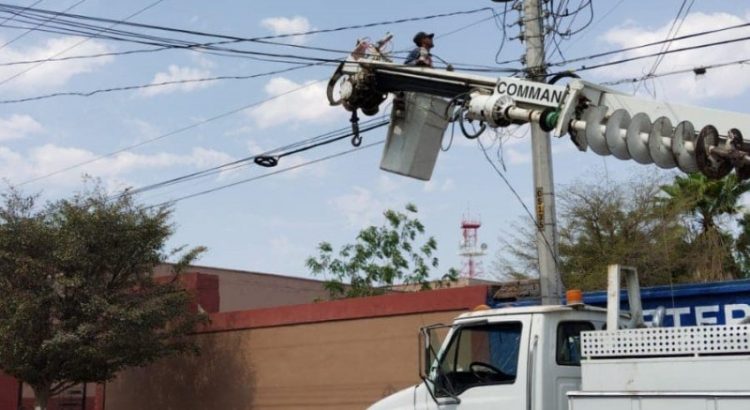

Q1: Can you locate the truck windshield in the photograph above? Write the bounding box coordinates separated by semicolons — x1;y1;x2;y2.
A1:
434;322;522;396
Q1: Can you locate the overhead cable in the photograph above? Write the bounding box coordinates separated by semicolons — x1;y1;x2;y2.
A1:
0;0;82;51
0;64;322;104
0;0;164;88
123;119;389;197
546;33;750;77
16;79;326;186
0;4;496;46
146;140;384;209
602;57;750;86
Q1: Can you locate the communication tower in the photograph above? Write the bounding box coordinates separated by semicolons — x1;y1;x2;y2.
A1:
459;214;487;278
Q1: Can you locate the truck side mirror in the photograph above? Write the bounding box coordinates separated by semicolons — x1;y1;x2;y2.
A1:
419;327;430;379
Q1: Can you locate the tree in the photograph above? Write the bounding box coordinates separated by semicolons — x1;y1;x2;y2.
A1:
558;173;689;289
660;173;750;281
306;203;458;298
494;173;690;290
491;219;539;281
0;186;207;410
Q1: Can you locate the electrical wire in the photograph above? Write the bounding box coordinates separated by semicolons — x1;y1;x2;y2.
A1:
478;137;560;267
0;0;62;51
0;4;496;52
0;0;164;88
562;0;623;52
0;0;41;27
0;4;515;76
118;119;389;198
496;20;750;68
635;0;694;94
145;140;385;209
15;79;326;186
545;33;750;77
601;57;750;86
0;62;325;105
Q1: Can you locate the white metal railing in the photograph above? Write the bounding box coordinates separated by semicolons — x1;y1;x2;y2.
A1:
581;325;750;358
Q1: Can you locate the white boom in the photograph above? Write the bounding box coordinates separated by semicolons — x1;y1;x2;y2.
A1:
328;58;750;180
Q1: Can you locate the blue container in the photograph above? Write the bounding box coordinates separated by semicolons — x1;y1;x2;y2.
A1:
490;279;750;327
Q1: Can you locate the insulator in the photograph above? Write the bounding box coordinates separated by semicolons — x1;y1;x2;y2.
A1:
605;109;631;160
648;116;677;169
696;124;733;179
672;121;698;173
626;113;654;164
583;106;611;156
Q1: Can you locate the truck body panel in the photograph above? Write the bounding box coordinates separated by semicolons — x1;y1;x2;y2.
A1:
568;392;750;410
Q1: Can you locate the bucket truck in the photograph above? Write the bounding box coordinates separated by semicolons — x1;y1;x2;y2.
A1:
326;37;750;181
326;37;750;410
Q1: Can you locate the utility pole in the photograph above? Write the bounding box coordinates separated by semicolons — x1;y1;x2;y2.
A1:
521;0;564;304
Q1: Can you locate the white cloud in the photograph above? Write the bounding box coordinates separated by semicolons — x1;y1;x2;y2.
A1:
0;114;43;141
138;65;213;97
377;174;401;193
424;177;456;193
0;37;112;92
506;147;531;165
260;16;313;45
1;144;233;188
599;12;750;101
246;77;344;128
330;186;384;227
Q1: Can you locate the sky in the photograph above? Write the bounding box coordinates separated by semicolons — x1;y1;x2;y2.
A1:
2;0;750;282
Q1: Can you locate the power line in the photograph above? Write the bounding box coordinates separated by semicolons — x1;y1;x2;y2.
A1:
146;140;384;209
0;3;495;43
0;0;47;50
15;79;325;186
477;137;560;267
562;0;623;52
602;57;750;86
0;4;496;59
0;0;164;88
123;119;389;197
0;0;42;26
636;0;694;94
494;20;750;68
0;62;325;104
0;5;513;78
546;33;750;77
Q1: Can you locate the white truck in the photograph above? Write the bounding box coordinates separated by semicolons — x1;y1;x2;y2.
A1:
369;266;750;410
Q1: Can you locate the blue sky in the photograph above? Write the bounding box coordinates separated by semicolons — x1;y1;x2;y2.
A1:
2;0;750;281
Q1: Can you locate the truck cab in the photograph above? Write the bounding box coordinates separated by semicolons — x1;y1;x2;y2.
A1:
369;304;608;410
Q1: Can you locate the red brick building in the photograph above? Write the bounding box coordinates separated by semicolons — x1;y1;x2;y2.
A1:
0;265;498;410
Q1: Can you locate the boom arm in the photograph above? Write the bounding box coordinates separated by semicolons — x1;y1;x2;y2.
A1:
328;58;750;180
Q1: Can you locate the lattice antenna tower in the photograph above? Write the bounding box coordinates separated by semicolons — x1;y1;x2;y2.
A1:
459;211;487;278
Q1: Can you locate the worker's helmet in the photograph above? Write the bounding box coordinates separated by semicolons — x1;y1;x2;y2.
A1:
413;32;434;46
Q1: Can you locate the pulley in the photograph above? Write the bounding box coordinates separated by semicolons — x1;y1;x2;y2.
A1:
326;62;385;115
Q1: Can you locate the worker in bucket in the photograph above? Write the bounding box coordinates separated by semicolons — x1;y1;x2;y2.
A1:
404;31;434;67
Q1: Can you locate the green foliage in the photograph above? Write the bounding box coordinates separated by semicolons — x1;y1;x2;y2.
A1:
659;173;750;281
495;171;750;291
306;203;458;298
0;185;207;408
558;173;688;290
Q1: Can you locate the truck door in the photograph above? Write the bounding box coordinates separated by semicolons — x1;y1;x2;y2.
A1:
423;316;531;410
552;321;596;410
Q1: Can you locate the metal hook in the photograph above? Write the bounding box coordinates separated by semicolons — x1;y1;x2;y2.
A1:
350;110;362;147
